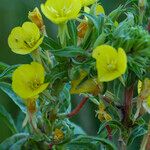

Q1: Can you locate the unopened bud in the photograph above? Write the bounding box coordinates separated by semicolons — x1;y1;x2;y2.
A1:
28;7;44;30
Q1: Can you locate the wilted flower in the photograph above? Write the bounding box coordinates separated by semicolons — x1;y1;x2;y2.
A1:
70;70;102;95
28;7;44;30
138;79;150;113
77;21;88;38
97;102;112;122
41;0;82;24
12;62;49;100
92;45;127;82
8;22;43;55
53;128;64;142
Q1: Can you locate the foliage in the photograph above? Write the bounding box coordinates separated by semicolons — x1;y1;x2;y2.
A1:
1;0;150;150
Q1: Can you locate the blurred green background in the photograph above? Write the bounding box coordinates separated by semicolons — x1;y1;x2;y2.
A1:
0;0;124;143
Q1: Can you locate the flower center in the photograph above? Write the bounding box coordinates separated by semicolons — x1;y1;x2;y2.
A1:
107;60;117;71
28;79;41;90
47;4;73;18
14;37;37;49
24;38;36;48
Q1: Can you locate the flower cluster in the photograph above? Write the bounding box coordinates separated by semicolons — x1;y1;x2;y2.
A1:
1;0;150;149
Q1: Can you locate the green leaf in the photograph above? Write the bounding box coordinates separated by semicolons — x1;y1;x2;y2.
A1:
65;135;117;150
48;46;89;57
0;62;9;73
0;82;26;113
98;120;124;134
45;63;68;83
127;124;148;145
40;36;61;50
82;12;100;36
0;64;19;79
59;84;71;113
67;20;77;46
67;120;86;135
9;138;28;150
0;133;29;150
106;105;120;120
0;105;17;134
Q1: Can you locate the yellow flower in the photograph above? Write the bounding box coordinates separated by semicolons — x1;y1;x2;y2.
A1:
95;4;105;15
8;22;43;55
12;62;49;100
81;0;96;6
84;4;105;15
28;7;44;29
114;21;119;27
138;79;150;100
54;128;64;142
41;0;82;24
97;103;112;122
70;70;102;95
92;45;127;82
138;79;150;113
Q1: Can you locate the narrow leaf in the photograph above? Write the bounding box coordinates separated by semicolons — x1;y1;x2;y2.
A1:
0;105;17;134
0;82;26;113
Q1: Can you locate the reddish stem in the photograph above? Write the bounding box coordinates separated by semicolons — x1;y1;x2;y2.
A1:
123;84;134;124
67;97;89;118
49;143;53;150
105;125;112;140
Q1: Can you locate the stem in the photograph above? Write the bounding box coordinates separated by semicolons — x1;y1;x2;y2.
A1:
140;120;150;150
123;84;134;124
58;23;69;47
105;125;112;140
67;97;89;118
31;49;42;63
29;114;38;134
133;97;142;123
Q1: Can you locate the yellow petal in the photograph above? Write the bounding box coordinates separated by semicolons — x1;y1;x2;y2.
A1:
117;48;127;74
96;5;105;15
8;22;43;55
12;62;48;99
81;0;96;6
92;45;127;82
41;0;81;24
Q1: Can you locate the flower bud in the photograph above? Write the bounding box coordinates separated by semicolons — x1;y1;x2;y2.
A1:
28;7;44;30
138;78;150;100
26;98;37;114
53;128;64;142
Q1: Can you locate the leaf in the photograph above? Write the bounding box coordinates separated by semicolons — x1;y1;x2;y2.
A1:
0;105;17;134
40;36;61;50
0;82;26;113
45;63;68;83
67;20;77;46
98;120;124;134
0;133;29;150
82;12;100;36
59;84;71;113
48;46;89;57
9;138;28;150
66;120;86;135
127;124;148;145
106;105;120;120
66;135;117;150
0;64;19;79
0;62;9;73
